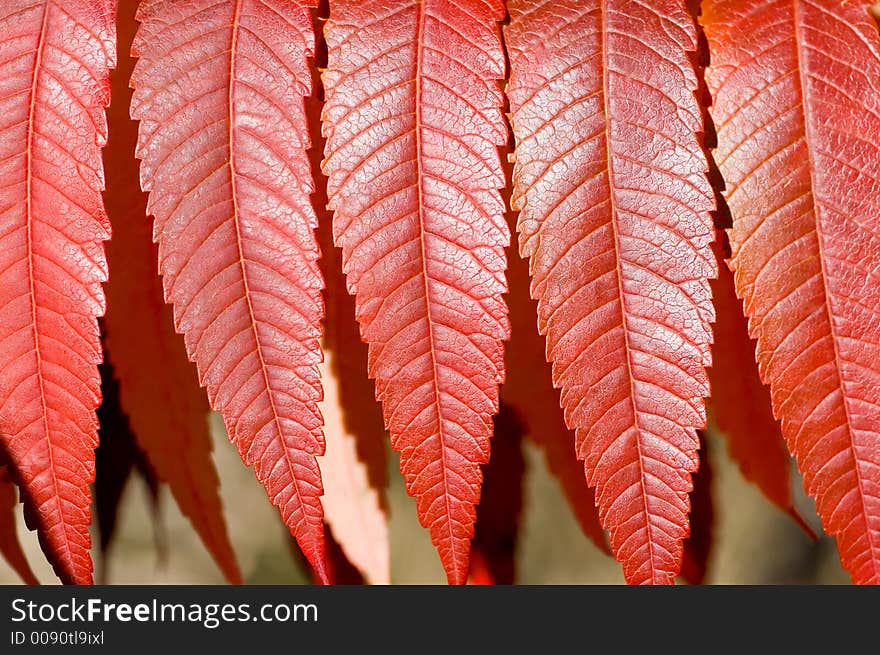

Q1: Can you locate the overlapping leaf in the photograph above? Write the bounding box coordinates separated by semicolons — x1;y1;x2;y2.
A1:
93;361;160;564
506;0;716;584
130;0;328;580
703;0;880;584
322;0;510;584
0;0;116;585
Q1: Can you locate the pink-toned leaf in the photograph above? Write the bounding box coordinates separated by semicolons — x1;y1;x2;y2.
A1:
317;351;390;585
321;0;510;584
0;0;116;585
505;0;716;584
130;0;328;581
703;0;880;584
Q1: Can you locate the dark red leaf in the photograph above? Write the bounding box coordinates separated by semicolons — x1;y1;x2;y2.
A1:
93;359;164;581
502;241;608;555
103;0;240;584
708;230;811;532
680;431;713;585
469;404;526;585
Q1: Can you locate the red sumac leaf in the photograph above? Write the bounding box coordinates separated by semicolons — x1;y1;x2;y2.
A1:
322;0;510;584
0;464;38;585
320;524;366;585
94;361;156;560
506;0;716;584
703;0;880;584
0;0;116;585
103;0;240;584
130;0;328;580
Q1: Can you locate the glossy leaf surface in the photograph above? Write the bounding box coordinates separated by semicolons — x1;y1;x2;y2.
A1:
0;0;116;585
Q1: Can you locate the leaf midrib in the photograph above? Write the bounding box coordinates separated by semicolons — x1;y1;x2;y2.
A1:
25;0;82;583
226;0;321;577
412;0;461;583
598;0;665;584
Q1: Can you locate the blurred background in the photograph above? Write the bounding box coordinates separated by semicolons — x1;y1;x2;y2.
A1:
0;415;850;585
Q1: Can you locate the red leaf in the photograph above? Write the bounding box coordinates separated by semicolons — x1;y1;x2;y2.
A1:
703;0;880;584
322;0;510;584
679;431;713;585
0;0;116;585
103;0;240;585
505;0;716;584
708;230;806;528
0;464;38;585
502;242;608;555
130;0;328;581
